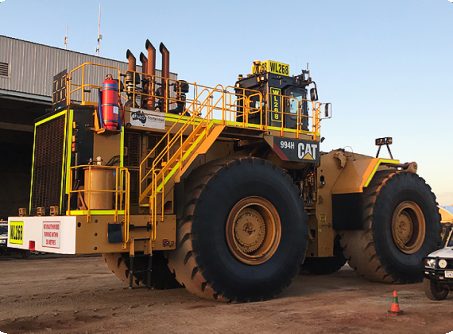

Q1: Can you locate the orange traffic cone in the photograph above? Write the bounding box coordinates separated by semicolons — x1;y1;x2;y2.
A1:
387;290;403;316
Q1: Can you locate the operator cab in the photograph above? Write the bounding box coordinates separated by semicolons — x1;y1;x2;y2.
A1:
235;60;318;130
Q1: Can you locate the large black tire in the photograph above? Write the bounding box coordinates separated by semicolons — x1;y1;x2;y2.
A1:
341;171;441;283
424;278;449;300
301;235;346;275
167;158;308;302
103;252;181;289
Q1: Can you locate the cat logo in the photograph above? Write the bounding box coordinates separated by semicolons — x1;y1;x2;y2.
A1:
9;221;24;245
269;136;320;164
297;142;318;161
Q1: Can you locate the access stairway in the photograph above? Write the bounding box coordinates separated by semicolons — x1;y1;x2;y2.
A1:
138;86;232;236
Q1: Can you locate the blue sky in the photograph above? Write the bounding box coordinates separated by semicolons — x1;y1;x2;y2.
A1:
1;0;453;204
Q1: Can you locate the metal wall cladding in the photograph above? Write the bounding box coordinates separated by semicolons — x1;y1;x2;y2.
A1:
0;35;174;99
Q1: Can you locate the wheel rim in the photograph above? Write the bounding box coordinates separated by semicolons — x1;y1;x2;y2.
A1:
391;201;426;254
226;196;281;265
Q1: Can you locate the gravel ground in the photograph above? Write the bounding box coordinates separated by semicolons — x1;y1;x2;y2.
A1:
1;255;453;334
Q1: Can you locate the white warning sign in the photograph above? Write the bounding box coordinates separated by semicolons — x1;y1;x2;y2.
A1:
42;221;61;249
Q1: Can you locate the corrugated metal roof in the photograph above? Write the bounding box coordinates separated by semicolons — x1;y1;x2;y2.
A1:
0;35;175;100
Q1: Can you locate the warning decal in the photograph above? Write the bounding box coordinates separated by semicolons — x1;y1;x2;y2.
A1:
42;221;61;249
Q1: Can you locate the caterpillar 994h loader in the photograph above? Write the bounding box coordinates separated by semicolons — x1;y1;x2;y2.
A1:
7;39;441;302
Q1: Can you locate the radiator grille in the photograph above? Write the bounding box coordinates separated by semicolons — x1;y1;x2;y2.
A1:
30;113;66;215
124;133;140;213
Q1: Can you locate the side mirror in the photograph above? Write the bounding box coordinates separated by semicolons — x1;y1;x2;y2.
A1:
323;103;332;118
310;87;318;101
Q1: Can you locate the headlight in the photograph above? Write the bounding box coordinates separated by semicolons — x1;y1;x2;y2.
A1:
425;258;437;268
439;259;448;269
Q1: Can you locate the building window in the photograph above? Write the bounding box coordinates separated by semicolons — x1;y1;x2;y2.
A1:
0;62;9;77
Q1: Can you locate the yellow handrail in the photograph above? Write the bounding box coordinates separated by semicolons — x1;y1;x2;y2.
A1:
148;85;227;229
144;88;226;238
138;86;212;189
139;84;226;204
66;62;122;106
66;165;130;246
65;62;323;141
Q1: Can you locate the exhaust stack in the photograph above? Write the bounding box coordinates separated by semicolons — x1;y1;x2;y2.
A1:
140;52;148;108
125;49;140;93
160;42;170;112
140;52;148;74
146;39;156;110
126;49;137;72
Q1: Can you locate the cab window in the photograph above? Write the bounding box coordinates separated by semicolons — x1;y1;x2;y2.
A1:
286;89;304;115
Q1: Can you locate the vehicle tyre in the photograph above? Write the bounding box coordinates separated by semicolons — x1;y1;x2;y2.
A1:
167;157;308;302
424;278;449;300
341;171;441;283
103;252;180;289
301;235;346;275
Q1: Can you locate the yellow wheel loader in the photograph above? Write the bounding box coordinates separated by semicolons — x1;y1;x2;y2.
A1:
7;39;441;302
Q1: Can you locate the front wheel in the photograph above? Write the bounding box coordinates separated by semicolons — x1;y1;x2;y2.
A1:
341;172;441;283
424;278;449;300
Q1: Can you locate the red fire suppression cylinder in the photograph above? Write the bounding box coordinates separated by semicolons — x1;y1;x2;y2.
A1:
102;75;119;130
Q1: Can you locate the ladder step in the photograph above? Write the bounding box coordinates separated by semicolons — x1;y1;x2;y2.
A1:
128;253;153;289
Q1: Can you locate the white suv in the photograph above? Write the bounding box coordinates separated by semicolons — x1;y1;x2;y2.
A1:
0;221;7;253
424;224;453;300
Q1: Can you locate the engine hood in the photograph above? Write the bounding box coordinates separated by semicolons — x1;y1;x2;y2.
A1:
428;247;453;258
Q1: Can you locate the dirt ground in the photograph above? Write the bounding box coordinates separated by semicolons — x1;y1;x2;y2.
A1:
0;256;453;334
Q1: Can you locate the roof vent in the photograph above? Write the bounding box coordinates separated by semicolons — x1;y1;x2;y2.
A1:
0;62;9;77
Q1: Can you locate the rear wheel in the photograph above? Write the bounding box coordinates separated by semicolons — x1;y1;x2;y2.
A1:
167;158;308;302
103;252;180;289
341;171;441;283
424;278;449;300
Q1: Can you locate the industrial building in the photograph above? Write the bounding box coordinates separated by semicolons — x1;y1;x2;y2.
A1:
0;35;170;218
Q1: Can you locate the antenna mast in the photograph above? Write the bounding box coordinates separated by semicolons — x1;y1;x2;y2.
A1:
64;25;68;50
96;3;102;55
